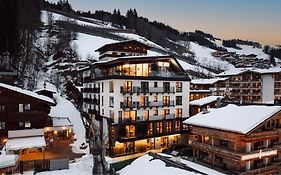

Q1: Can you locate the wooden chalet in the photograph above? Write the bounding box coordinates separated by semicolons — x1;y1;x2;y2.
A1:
95;40;152;60
189;96;224;116
184;104;281;174
0;83;55;144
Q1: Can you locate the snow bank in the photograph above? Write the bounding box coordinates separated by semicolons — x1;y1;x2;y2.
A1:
49;94;88;154
190;96;224;106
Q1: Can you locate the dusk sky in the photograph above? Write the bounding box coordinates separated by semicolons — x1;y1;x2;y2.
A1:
50;0;281;46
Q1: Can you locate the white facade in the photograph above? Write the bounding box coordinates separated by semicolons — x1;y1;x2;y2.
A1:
261;74;275;103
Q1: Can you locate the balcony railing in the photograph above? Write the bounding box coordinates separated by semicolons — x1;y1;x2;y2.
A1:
120;101;175;109
120;86;175;94
83;98;100;104
81;88;100;93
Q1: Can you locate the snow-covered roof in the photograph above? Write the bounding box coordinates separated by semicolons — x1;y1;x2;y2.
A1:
218;67;281;77
8;129;44;139
0;155;19;169
184;104;281;134
6;136;46;151
34;88;57;93
52;117;72;127
190;96;224;106
95;39;152;52
0;83;55;105
118;153;224;175
191;78;228;85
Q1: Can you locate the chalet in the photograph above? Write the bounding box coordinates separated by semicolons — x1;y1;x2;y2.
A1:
184;104;281;174
218;67;281;103
189;96;224;116
95;40;152;61
0;83;55;144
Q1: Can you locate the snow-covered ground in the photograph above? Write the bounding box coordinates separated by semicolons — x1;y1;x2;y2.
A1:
186;42;235;71
72;33;118;60
49;94;88;154
177;59;215;76
114;32;166;51
16;155;93;175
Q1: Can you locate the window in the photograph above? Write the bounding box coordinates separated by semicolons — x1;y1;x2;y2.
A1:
176;96;182;105
176;82;182;92
140;96;149;107
102;109;104;115
162;109;170;118
175;121;181;131
0;105;5;112
124;111;137;121
112;52;117;56
154;109;158;116
110;110;114;121
109;81;114;93
156;122;163;134
175;108;182;118
0;122;5;129
101;96;104;106
101;82;104;93
109;97;114;107
25;121;31;128
126;125;135;137
19;121;31;128
154;82;158;88
163;82;170;92
148;123;153;135
220;139;228;147
118;111;122;123
19;122;24;127
141;82;149;93
166;121;172;132
153;96;157;102
19;104;24;112
123;81;132;93
163;96;170;106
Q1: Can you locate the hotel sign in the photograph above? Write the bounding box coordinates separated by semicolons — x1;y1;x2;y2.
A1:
241;150;277;161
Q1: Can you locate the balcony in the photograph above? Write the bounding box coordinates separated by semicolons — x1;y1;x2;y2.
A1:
83;98;100;105
120;86;175;95
120;101;175;109
149;115;163;121
165;114;175;119
81;88;100;93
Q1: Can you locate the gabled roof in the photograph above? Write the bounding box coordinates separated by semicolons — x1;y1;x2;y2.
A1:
184;104;281;134
0;83;55;105
95;40;152;52
190;96;224;106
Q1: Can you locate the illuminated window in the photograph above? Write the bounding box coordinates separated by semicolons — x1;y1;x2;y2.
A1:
109;81;114;93
176;96;182;105
176;82;182;92
163;96;170;106
154;109;158;116
147;123;153;135
175;121;181;131
153;96;157;102
175;108;182;118
126;125;135;137
156;122;163;134
0;105;5;111
166;121;172;132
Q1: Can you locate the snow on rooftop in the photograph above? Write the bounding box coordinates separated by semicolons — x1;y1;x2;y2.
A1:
17;154;93;175
113;33;166;51
184;104;281;134
49;94;88;154
52;117;72;127
191;78;228;85
6;136;46;151
0;83;55;105
218;67;281;77
118;154;197;175
0;155;18;169
118;153;225;175
190;96;224;106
